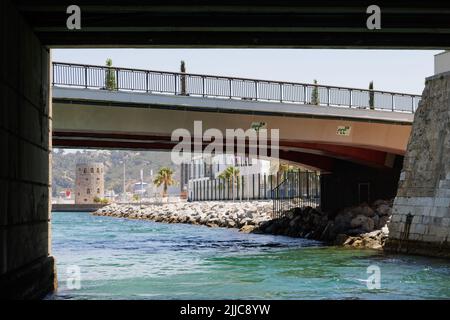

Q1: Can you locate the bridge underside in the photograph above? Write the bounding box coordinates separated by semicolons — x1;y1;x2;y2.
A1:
52;130;399;172
14;1;450;49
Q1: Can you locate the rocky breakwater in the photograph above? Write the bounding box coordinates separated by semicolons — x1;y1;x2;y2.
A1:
258;200;393;250
93;201;272;232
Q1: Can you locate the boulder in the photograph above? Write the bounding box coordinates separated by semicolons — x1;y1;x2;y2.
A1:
239;225;257;233
350;214;374;233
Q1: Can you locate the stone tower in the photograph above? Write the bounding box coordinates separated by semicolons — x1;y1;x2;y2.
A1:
75;163;105;204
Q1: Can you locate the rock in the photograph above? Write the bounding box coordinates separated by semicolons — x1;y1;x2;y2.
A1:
239;225;257;233
350;215;374;233
335;234;350;245
376;204;392;216
357;205;376;217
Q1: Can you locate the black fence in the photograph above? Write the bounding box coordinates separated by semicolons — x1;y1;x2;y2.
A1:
272;171;321;219
189;171;321;220
52;62;421;113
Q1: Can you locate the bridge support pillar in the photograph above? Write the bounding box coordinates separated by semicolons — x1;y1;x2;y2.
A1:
0;1;56;298
386;72;450;258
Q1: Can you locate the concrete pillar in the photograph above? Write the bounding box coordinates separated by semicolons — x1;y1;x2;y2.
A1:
0;0;55;298
386;72;450;257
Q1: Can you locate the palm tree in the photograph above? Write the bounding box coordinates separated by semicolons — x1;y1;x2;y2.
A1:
153;167;176;197
311;79;320;105
105;58;117;90
218;166;240;181
218;166;240;199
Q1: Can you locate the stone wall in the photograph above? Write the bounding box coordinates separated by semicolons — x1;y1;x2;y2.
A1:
386;72;450;257
0;1;55;298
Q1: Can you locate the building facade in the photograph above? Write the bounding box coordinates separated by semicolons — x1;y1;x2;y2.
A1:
75;163;105;204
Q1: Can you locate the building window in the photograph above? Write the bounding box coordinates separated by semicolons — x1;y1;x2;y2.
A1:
91;168;94;173
97;188;100;194
84;199;87;202
87;188;90;194
97;168;100;173
84;168;87;173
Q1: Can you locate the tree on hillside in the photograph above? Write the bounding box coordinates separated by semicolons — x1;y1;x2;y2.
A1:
180;60;187;95
369;81;375;110
311;79;320;105
153;167;176;197
105;58;117;90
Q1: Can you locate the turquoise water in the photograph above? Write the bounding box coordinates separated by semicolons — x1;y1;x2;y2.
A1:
48;212;450;300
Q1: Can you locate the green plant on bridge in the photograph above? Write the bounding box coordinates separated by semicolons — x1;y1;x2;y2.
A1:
105;58;117;91
153;167;176;197
311;79;320;105
180;60;187;95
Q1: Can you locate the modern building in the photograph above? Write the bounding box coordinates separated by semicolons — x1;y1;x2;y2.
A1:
182;154;275;201
75;163;105;204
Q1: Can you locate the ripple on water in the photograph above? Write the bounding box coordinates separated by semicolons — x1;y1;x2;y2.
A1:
49;212;450;300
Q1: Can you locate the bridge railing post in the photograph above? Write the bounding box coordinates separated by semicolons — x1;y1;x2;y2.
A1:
279;83;283;102
392;95;395;112
327;87;330;106
202;76;205;97
255;80;258;101
84;65;88;88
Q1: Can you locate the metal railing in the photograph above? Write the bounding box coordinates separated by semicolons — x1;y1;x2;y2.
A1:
52;62;421;113
272;171;321;219
189;173;276;202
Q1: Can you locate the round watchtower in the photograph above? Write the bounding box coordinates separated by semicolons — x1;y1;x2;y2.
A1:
75;163;105;204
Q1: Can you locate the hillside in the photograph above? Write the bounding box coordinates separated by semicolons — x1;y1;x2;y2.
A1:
52;149;181;196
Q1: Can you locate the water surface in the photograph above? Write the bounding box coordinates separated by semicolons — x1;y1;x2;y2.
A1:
49;212;450;300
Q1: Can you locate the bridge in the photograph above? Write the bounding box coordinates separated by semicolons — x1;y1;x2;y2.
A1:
52;62;417;172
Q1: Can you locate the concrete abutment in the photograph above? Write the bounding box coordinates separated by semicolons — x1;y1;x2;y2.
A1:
0;0;55;299
386;72;450;258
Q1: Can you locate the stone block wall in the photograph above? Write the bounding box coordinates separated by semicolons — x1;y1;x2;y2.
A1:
386;72;450;257
0;0;55;298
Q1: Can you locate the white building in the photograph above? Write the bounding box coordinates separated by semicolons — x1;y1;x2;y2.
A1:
181;154;275;201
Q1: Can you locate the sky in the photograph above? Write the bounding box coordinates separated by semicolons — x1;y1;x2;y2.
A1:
53;49;441;94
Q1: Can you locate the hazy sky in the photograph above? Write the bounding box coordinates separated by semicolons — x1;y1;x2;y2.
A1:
53;49;441;94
